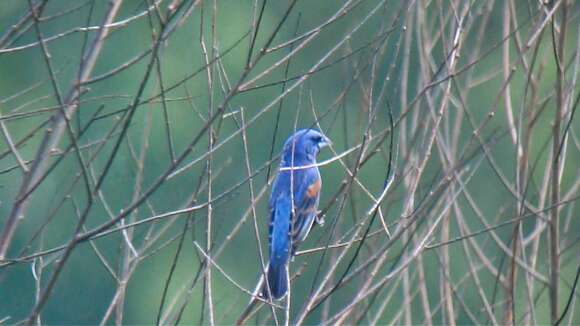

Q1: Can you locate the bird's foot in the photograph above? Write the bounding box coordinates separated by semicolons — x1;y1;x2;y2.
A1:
315;212;325;226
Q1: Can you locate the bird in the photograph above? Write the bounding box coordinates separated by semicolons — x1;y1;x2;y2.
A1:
263;128;331;300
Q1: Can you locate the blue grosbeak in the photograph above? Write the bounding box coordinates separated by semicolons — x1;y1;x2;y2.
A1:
263;129;331;300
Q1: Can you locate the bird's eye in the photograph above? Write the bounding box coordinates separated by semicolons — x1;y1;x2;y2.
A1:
313;136;322;142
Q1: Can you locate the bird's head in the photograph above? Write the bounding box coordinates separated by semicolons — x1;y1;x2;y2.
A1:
281;129;331;165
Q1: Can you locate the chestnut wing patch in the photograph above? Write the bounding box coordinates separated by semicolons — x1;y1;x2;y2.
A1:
306;178;321;198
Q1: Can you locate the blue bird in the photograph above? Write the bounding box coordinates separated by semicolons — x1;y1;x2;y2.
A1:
263;129;331;300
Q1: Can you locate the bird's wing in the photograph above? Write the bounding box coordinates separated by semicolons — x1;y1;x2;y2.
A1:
268;172;287;248
269;193;292;266
291;169;321;255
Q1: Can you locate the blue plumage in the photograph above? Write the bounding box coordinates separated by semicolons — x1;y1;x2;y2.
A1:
263;129;330;300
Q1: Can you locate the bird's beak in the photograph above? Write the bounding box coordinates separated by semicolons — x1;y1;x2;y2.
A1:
319;135;332;148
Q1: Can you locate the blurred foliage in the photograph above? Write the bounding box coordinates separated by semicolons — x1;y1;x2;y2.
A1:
0;0;578;325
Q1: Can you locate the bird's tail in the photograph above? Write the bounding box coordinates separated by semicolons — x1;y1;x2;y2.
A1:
264;262;287;300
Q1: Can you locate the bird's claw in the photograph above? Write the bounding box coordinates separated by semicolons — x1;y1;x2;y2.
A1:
315;212;325;226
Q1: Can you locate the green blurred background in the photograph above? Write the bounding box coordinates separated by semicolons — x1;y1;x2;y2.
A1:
0;0;578;324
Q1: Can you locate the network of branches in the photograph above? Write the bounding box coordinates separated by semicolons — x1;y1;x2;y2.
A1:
0;0;578;325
